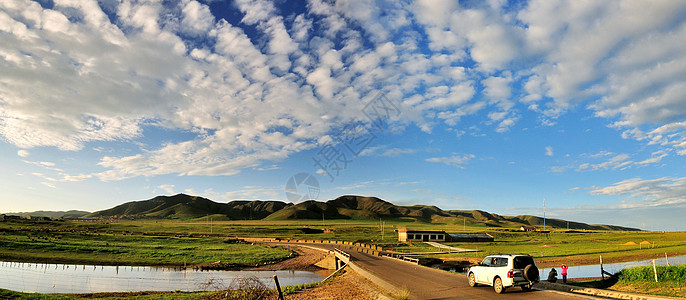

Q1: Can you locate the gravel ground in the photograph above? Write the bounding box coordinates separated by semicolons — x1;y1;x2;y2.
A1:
249;246;331;271
285;269;386;300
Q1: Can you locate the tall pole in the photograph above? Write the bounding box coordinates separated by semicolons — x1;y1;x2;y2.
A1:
543;198;546;231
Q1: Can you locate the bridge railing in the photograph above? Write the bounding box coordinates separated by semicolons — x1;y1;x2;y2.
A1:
383;253;419;265
334;248;351;260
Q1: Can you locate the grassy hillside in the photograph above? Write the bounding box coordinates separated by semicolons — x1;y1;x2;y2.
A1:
86;194;290;220
84;194;639;231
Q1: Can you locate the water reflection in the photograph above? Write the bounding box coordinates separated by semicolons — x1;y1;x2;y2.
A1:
540;255;686;279
0;261;325;293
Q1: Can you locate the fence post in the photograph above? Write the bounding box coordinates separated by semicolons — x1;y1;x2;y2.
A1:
600;256;604;280
652;260;658;282
665;253;670;266
273;275;284;300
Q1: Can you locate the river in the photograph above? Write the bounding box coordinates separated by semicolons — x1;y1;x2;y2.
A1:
0;261;327;293
540;254;686;279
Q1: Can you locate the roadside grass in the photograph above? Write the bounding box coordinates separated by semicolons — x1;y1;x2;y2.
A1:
620;264;686;282
280;282;319;295
568;264;686;298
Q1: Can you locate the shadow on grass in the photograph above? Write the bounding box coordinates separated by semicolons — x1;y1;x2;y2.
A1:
567;274;620;289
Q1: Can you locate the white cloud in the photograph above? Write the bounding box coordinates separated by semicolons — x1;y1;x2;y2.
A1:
17;150;29;157
590;177;686;208
426;154;475;168
359;146;416;157
518;0;686;140
545;146;554;156
41;182;56;189
552;151;668;173
157;184;175;194
221;186;279;200
180;0;215;36
1;0;686;183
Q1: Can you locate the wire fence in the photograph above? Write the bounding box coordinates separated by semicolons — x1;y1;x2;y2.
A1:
0;261;323;294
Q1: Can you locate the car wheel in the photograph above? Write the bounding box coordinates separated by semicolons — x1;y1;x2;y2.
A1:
493;277;505;294
468;273;477;287
523;264;539;282
521;284;532;292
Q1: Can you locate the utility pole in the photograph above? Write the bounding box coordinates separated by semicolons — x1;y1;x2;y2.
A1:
543;198;546;231
379;218;384;240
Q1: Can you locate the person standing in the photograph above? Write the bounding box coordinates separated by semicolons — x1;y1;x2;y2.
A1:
560;264;569;283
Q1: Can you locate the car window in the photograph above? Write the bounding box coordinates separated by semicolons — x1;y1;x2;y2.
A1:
513;256;535;269
481;257;492;266
494;257;508;267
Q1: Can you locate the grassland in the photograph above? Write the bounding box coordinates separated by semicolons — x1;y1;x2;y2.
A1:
393;230;686;267
0;220;292;267
569;264;686;298
1;218;686;268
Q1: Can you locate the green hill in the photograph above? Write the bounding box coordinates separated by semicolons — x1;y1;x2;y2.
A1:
263;195;452;221
84;194;639;231
86;194;290;220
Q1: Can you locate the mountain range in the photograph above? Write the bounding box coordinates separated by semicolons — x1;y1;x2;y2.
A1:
3;210;90;219
81;194;638;231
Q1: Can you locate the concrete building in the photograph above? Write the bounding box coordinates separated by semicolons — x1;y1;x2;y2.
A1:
398;229;448;242
399;229;495;243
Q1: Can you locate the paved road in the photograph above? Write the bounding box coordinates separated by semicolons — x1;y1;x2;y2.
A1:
280;242;596;300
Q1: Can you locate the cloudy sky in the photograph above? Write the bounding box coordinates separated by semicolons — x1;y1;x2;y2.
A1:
2;0;686;230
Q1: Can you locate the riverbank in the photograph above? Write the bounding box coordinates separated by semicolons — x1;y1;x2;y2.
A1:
0;268;386;299
535;250;686;268
0;221;293;267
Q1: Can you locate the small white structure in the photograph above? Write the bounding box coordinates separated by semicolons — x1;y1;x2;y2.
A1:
398;229;447;242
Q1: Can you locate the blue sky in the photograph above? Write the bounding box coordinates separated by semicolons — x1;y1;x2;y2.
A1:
1;0;686;230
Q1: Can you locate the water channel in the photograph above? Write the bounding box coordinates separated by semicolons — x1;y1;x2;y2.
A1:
540;254;686;279
0;261;327;293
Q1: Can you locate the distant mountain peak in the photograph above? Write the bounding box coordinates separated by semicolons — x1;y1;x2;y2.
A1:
83;194;639;231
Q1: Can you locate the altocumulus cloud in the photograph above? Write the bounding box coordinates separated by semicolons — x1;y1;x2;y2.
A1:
1;0;686;181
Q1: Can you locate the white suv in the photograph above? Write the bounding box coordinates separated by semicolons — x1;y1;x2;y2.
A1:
467;254;539;294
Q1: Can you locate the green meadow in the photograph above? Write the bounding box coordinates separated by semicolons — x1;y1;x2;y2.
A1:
0;220;292;266
1;218;686;268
